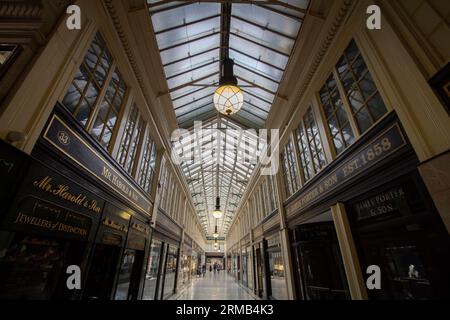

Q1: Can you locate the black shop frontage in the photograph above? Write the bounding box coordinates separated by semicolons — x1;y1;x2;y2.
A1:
0;105;153;300
286;113;450;300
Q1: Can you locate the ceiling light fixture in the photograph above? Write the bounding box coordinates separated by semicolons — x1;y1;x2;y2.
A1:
214;58;243;116
212;196;223;219
213;223;219;239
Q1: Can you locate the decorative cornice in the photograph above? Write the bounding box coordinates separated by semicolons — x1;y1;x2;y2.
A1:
298;0;354;102
0;0;42;19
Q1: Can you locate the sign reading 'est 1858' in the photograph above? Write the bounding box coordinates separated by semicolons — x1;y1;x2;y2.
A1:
287;123;407;215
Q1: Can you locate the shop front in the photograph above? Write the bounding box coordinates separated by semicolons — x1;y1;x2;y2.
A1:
142;238;163;300
346;173;450;299
180;235;193;288
144;208;182;300
241;238;249;287
252;241;266;298
246;245;254;291
290;213;350;300
285;113;450;300
0;105;154;300
265;233;289;300
0;147;102;300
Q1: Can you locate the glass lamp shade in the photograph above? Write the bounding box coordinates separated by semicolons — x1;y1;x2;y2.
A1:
213;232;219;239
212;209;223;219
214;85;244;115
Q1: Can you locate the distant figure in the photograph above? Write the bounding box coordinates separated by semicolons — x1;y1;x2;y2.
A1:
202;264;206;277
213;262;217;274
209;265;212;273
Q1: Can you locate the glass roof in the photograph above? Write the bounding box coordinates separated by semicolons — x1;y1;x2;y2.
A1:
148;0;310;129
173;116;262;236
148;0;311;236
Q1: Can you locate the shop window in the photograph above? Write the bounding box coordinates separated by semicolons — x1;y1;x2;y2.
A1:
62;32;127;150
143;240;163;300
163;245;178;299
281;138;300;197
337;40;388;134
138;131;158;194
319;75;355;155
114;249;137;300
295;107;327;182
268;250;288;300
117;104;146;174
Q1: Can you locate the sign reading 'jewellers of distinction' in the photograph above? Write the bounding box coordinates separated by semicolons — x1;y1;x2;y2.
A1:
3;160;106;240
287;124;407;216
43;115;152;215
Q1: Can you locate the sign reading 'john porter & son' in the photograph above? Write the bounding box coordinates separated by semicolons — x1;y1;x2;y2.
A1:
43;115;152;214
286;124;407;216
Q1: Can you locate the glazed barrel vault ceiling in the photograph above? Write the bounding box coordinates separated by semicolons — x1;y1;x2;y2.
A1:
148;0;310;237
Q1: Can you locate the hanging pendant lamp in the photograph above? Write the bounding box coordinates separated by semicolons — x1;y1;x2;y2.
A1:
212;196;223;219
213;224;219;239
214;58;244;116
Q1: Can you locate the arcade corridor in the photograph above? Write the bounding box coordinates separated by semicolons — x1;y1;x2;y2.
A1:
0;0;450;302
172;272;257;301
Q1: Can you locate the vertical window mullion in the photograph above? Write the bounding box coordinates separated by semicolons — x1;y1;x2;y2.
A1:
333;68;361;138
86;61;116;133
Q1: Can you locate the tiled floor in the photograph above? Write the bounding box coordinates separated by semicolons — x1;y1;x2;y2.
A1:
173;272;258;300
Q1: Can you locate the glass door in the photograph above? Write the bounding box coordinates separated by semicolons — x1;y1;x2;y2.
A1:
143;239;163;300
114;249;136;300
162;245;178;299
83;244;121;300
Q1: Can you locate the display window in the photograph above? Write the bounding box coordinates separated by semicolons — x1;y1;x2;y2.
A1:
268;250;288;300
347;172;450;300
162;245;178;299
143;239;163;300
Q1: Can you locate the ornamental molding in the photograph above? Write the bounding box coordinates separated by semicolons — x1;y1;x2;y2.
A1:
0;0;42;19
298;0;355;100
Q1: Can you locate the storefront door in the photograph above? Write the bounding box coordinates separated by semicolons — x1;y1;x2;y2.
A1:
292;219;351;300
113;249;145;300
82;244;121;300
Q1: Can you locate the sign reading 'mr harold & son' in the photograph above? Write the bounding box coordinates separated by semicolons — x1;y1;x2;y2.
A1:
286;123;407;216
43;114;152;215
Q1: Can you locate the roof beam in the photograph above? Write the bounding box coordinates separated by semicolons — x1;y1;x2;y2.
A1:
169;71;220;93
229;47;285;72
255;4;303;22
167;59;220;80
230;32;290;58
160;32;220;52
234;62;280;84
237;75;276;95
148;2;192;15
155;14;221;35
231;15;296;41
149;0;307;14
174;93;212;111
163;47;220;67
